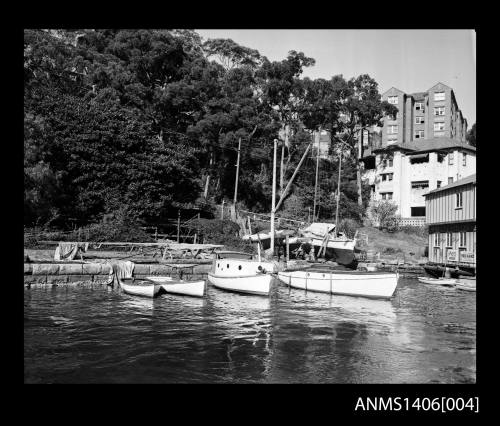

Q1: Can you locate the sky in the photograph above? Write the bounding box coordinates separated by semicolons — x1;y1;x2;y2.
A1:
196;30;476;126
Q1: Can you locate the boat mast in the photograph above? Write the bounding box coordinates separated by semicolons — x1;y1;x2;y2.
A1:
270;138;278;256
233;137;241;204
313;131;320;222
334;144;342;238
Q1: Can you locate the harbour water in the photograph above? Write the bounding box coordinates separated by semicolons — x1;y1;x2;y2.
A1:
24;277;476;383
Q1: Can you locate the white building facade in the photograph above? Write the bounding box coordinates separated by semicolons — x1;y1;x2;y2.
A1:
362;138;476;224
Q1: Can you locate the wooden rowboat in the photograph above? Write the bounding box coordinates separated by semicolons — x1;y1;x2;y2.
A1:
145;276;206;297
417;276;457;286
118;278;162;298
207;272;272;295
277;269;399;299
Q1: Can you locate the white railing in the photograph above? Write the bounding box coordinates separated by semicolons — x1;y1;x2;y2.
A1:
398;217;426;227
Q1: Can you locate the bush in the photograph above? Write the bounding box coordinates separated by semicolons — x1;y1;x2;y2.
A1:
367;200;399;230
338;218;360;239
191;218;254;253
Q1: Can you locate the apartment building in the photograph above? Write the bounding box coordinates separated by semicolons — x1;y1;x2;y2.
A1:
363;138;475;223
361;83;474;224
381;82;468;146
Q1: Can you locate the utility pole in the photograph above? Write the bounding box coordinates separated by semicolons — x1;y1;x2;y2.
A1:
270;138;278;256
233;137;241;205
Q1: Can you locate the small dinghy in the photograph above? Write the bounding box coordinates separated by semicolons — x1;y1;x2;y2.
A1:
118;277;162;298
417;276;457;287
455;277;476;292
145;276;206;297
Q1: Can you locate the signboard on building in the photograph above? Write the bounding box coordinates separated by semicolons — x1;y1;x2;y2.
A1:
446;250;458;262
460;251;475;263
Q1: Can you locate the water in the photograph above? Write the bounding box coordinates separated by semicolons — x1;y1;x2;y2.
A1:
24;277;476;383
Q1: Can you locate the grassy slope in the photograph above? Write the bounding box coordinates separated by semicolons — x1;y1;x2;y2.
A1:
356;226;428;260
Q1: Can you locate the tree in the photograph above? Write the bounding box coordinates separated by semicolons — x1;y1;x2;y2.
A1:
467;123;476;147
299;74;397;218
256;51;315;195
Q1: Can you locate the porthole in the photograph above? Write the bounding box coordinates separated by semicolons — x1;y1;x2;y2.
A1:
238;265;242;270
217;263;220;268
227;264;229;269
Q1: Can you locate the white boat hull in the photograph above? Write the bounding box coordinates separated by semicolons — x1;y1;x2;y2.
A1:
277;270;399;299
456;277;476;292
119;278;162;298
417;276;457;286
145;276;205;297
207;273;272;295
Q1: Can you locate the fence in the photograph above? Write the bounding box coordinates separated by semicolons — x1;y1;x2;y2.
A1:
397;217;426;227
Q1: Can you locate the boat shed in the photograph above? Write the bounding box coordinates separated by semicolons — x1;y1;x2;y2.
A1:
423;173;476;274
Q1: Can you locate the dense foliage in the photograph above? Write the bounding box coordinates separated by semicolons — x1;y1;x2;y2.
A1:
24;29;394;230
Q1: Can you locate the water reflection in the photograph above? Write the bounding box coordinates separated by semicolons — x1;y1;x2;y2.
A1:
24;277;476;383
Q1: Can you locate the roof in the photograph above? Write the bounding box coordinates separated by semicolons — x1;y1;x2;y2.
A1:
373;137;476;154
424;174;476;197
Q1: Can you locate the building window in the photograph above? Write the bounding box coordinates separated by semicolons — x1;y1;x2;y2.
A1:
388;158;393;167
434;91;445;101
437;180;441;188
446;232;453;247
448;177;454;184
415;130;425;139
388;96;398;105
381;192;393;200
411;206;426;217
463;153;467;166
456;192;463;208
434;106;445;116
381;173;393;182
448;153;454;165
415;116;425;124
387;125;398;134
415;102;424;111
411;181;429;189
434;233;440;247
434;122;445;131
459;231;467;247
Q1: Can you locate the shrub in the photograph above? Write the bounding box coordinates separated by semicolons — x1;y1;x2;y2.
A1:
338;218;360;239
367;200;399;230
191;218;254;253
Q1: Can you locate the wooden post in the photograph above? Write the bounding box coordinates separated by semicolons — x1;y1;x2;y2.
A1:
177;210;181;243
233;137;241;205
286;235;290;262
221;199;225;220
154;227;158;241
270;139;277;257
247;216;252;234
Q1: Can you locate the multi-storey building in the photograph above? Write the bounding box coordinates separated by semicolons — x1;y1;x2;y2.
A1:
381;82;468;145
423;173;476;276
362;82;475;224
